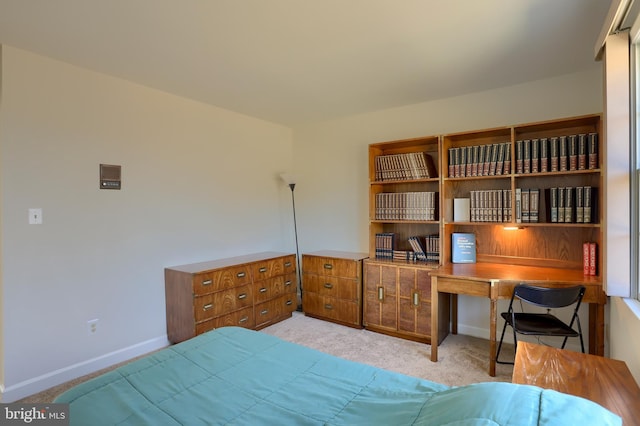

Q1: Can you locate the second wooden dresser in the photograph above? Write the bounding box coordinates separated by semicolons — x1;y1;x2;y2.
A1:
165;251;297;343
301;250;368;328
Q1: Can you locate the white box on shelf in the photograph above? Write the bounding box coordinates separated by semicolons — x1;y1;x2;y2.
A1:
453;198;470;222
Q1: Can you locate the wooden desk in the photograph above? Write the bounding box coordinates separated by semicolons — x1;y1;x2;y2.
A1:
513;341;640;425
429;262;606;376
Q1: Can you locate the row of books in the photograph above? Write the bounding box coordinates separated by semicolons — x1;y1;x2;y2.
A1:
583;242;598;276
374;151;437;181
374;233;440;262
375;187;595;224
469;189;514;223
515;188;541;223
409;235;440;262
374;232;396;259
375;192;438;221
515;133;598;174
447;142;511;178
547;186;595;223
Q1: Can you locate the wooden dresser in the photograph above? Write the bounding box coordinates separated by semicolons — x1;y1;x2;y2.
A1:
165;251;297;343
302;251;368;328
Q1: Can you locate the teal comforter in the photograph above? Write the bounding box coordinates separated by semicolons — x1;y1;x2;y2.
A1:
54;327;621;425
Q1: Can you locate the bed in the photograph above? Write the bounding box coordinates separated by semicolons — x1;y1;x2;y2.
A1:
54;326;621;425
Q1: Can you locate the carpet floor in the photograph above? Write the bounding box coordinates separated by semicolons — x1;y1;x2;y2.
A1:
262;311;514;386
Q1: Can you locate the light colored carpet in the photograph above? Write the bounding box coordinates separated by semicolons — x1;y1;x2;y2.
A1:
262;311;514;387
18;311;513;403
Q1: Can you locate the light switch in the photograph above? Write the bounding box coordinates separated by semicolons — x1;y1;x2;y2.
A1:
28;208;43;225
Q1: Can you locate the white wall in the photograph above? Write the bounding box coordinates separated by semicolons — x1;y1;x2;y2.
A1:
292;67;604;346
610;298;640;381
0;46;295;401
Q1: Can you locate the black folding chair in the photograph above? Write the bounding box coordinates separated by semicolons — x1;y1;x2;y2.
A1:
496;284;586;364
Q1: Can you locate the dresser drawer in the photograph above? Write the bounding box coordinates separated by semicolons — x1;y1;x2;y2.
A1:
303;274;359;300
194;284;253;322
254;272;296;302
255;294;295;328
251;257;286;281
303;294;360;326
193;265;251;296
195;306;255;335
253;276;285;304
282;255;296;275
283;272;297;294
302;256;360;278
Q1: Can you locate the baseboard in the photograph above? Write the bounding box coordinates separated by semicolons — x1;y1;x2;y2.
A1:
456;324;490;340
1;335;169;403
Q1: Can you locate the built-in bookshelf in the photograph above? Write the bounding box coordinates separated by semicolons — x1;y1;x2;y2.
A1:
367;113;603;271
368;136;441;265
364;113;602;344
441;114;602;270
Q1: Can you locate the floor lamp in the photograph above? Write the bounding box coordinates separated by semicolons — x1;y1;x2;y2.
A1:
280;173;303;311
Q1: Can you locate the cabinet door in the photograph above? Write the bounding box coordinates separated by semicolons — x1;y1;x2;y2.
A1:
397;267;431;336
363;263;397;330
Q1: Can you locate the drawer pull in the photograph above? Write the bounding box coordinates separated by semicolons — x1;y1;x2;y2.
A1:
324;283;333;289
238;293;248;300
324;304;333;310
260;309;269;315
260;287;268;293
285;280;292;287
201;279;212;286
203;303;213;311
285;261;292;267
259;267;268;273
378;286;384;301
413;291;419;306
239;316;249;324
286;300;293;306
324;263;333;270
237;272;246;278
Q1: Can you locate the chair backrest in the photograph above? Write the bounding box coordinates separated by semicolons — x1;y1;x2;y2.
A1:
513;284;586;309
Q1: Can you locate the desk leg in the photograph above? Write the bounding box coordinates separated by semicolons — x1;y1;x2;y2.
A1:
430;276;439;362
451;294;458;335
589;303;605;356
489;298;497;377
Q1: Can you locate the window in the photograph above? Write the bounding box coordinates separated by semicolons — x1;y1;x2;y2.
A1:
633;40;640;302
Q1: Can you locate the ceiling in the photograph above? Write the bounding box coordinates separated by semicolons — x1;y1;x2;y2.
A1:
0;0;611;127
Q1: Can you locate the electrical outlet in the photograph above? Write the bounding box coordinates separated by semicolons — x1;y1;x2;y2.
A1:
87;319;99;335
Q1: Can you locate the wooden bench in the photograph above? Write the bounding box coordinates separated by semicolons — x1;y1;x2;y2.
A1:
512;341;640;425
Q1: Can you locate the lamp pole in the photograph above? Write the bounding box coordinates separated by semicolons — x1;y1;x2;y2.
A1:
287;182;303;311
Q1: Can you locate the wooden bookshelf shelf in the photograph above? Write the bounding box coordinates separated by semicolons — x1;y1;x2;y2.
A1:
444;175;512;181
